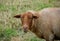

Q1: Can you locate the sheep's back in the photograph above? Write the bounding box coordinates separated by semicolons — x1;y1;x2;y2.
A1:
36;8;60;38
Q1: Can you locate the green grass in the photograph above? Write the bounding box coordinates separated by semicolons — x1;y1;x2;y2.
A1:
0;27;17;41
0;4;7;11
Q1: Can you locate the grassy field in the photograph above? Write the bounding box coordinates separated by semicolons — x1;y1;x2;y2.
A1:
0;0;60;41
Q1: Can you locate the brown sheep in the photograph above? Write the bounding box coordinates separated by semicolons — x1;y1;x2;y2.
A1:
14;8;60;41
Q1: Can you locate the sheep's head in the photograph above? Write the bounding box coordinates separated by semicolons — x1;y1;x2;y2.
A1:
14;11;39;33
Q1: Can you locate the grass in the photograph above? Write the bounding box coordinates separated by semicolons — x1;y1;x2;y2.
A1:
0;4;7;11
0;27;17;41
0;0;60;41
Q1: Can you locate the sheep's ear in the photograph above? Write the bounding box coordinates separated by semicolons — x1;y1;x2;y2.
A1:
32;12;39;19
14;14;21;18
33;15;39;19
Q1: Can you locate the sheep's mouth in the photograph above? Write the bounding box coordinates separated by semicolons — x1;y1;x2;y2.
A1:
24;30;28;33
23;28;29;33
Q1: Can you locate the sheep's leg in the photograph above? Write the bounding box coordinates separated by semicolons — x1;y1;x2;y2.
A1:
49;34;54;41
44;32;54;41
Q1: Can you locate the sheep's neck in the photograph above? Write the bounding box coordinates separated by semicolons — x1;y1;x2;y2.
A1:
29;19;44;39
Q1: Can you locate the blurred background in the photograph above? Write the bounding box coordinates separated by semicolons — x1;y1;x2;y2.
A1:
0;0;60;41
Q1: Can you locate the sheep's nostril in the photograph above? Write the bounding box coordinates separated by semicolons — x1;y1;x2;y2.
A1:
23;24;29;33
23;27;28;33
